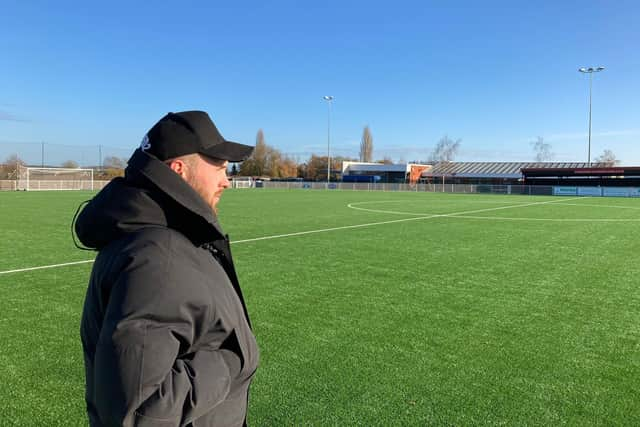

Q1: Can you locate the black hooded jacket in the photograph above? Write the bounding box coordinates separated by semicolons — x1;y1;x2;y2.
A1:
76;149;259;427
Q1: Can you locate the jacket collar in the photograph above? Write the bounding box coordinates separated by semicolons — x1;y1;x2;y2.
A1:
126;149;226;244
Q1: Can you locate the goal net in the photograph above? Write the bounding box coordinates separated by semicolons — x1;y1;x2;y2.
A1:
231;176;253;189
17;166;94;191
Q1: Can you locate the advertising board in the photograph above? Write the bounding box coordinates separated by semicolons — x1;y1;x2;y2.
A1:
553;186;577;196
602;187;631;197
577;187;602;196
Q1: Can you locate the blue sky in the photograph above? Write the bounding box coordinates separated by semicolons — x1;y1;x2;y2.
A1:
1;0;639;166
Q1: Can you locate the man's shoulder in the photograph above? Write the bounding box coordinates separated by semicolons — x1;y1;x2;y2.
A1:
123;226;196;256
94;227;197;267
95;226;210;289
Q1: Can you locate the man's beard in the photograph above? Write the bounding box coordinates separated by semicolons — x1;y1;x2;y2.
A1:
186;176;218;215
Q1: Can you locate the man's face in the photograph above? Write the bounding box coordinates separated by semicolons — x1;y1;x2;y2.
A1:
185;155;230;214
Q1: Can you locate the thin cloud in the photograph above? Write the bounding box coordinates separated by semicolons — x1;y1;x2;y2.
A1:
545;129;640;142
0;110;29;122
598;129;640;137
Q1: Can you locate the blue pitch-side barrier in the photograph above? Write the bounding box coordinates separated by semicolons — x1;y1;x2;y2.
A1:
553;186;640;197
342;175;382;183
254;181;640;198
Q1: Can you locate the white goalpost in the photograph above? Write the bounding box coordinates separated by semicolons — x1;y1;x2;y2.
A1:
231;176;253;189
17;166;94;191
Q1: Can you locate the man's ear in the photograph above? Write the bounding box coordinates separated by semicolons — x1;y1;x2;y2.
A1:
167;159;188;179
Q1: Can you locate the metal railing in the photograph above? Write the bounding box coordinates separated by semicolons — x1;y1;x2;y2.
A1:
0;180;110;191
257;181;556;196
3;180;638;199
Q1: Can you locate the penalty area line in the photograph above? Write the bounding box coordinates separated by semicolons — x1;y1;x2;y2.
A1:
0;259;96;275
232;214;441;244
0;215;441;276
0;196;584;276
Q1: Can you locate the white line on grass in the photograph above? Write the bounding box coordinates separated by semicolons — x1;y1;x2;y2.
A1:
438;196;585;217
345;200;427;216
347;196;586;217
552;202;640;210
0;259;96;275
348;197;640;221
233;197;587;243
0;196;584;276
444;215;640;222
231;214;441;244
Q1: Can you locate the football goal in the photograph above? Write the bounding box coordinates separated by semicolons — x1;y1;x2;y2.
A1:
231;176;253;189
17;166;94;191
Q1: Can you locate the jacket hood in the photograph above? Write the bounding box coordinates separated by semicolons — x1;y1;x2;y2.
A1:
75;149;225;249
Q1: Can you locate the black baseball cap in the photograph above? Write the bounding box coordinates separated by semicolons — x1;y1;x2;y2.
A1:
140;111;254;162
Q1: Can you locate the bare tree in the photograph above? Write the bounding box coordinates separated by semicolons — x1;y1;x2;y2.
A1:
429;135;461;162
239;129;268;176
239;129;299;178
359;126;373;162
376;156;394;164
103;156;126;169
278;156;298;178
594;149;619;166
266;149;283;177
98;168;125;180
95;156;127;180
530;136;554;162
300;154;354;181
301;154;326;181
61;160;79;168
1;154;25;179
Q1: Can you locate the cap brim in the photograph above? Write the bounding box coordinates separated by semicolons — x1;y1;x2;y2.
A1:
200;141;254;162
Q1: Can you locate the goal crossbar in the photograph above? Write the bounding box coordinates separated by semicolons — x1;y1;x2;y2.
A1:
17;166;95;191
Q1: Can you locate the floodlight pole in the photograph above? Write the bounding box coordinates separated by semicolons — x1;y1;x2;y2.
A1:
578;66;604;166
323;95;334;187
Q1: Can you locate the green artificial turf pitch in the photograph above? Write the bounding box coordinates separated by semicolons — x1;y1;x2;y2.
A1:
0;189;639;425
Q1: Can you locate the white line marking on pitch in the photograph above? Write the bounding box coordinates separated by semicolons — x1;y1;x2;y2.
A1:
0;196;584;276
0;259;96;275
347;196;587;217
232;215;440;244
446;215;640;222
235;197;586;243
552;202;640;210
348;197;640;221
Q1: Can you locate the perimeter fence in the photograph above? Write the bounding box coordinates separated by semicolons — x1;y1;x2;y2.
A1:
0;180;549;194
3;180;640;198
0;180;110;191
0;141;131;170
257;181;556;195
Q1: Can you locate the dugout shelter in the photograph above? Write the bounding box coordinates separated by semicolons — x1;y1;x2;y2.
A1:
522;166;640;186
421;162;600;185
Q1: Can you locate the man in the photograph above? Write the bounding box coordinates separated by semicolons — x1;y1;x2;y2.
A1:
75;111;259;426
